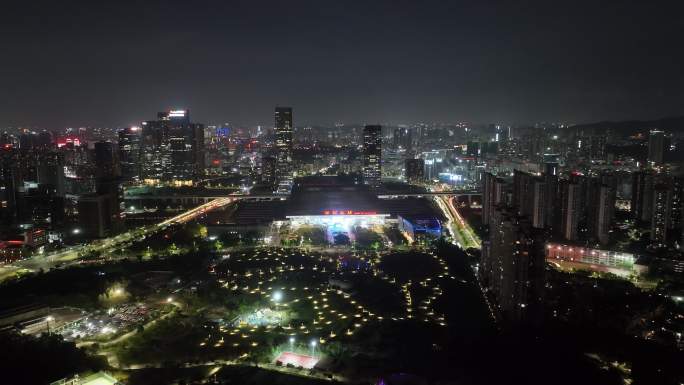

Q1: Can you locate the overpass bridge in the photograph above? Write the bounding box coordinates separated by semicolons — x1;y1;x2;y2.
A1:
125;191;481;204
124;194;287;205
377;191;480;198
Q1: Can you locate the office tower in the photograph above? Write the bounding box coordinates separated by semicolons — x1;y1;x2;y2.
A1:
140;110;204;184
261;156;277;185
118;126;141;181
362;125;382;188
405;158;425;184
94;141;121;179
482;173;507;226
587;179;616;245
93;141;123;234
21;185;65;228
648;129;665;164
93;178;122;231
480;207;544;323
78;194;112;238
651;184;672;247
560;181;582;241
140;120;164;182
0;150;61;211
0;150;21;224
2;150;68;229
165;111;204;183
36;151;65;197
274;107;293;193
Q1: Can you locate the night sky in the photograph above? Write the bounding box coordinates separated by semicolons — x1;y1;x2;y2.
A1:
1;0;683;129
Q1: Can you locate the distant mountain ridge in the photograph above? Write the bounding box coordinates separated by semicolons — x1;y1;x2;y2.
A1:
570;116;684;135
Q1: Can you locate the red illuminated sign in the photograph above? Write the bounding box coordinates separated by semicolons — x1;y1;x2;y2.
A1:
322;210;377;215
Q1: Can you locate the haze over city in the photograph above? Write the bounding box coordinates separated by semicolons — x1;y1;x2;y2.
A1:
2;0;684;128
1;1;684;385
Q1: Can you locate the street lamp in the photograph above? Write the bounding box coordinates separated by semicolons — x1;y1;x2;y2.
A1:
289;336;295;350
272;290;283;316
167;296;174;303
310;339;317;357
46;316;54;334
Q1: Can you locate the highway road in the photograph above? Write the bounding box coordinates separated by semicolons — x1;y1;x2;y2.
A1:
0;197;236;282
434;195;481;249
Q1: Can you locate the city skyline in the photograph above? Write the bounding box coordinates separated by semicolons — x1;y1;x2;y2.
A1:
4;105;684;136
2;2;684;384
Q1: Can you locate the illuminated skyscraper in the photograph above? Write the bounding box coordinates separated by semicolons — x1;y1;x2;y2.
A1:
140;110;204;185
362;125;382;188
261;156;277;185
275;107;293;194
118;126;141;181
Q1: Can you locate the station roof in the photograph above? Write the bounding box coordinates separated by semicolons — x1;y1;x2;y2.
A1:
204;176;444;225
287;187;382;217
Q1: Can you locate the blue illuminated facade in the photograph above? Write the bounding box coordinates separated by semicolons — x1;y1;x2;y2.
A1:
398;215;442;240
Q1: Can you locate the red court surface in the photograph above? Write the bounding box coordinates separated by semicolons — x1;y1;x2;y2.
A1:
275;351;319;369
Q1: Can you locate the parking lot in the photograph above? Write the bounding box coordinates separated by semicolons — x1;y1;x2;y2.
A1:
59;303;155;341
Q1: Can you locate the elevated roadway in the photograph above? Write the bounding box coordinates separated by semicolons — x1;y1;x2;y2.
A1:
0;196;243;282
